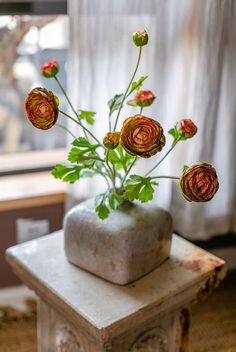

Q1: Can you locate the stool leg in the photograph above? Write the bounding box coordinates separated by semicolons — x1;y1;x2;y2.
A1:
37;299;55;352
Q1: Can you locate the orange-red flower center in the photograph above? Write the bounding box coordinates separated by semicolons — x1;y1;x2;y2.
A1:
133;126;150;144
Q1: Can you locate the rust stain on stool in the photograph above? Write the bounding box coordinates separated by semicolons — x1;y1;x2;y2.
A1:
180;259;203;272
179;250;224;273
196;264;225;302
179;308;190;352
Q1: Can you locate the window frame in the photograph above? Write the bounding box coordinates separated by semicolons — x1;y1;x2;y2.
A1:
0;1;67;15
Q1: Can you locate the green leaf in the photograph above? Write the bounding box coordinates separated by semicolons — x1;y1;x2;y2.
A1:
72;137;99;150
108;144;136;172
108;93;124;115
168;128;177;138
108;149;123;170
183;165;189;172
124;175;157;203
51;164;82;184
95;192;110;220
68;137;100;164
68;148;102;165
128;76;148;95
108;192;123;210
95;191;123;220
168;123;188;142
79;110;96;125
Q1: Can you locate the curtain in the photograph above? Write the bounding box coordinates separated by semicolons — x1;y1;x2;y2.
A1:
66;0;236;240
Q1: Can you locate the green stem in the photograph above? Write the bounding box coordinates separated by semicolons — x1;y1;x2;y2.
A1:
150;175;179;180
105;150;116;190
121;156;137;187
91;168;111;188
113;47;142;131
108;113;112;131
140;106;143;114
54;76;88;139
56;123;77;139
59;109;105;148
145;138;180;177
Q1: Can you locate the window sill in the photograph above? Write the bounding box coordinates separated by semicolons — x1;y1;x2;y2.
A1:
0;171;66;212
0;148;67;176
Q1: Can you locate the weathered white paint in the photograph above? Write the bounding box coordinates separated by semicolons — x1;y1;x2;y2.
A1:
6;231;226;351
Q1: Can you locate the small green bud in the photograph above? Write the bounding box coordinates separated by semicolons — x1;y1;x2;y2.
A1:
132;30;148;47
103;131;120;150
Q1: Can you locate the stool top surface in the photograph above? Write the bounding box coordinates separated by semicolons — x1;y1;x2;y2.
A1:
6;231;226;337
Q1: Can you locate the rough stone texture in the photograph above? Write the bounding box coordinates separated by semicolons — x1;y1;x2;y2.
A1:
64;199;173;285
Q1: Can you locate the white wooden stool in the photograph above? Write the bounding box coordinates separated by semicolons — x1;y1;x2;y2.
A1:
6;231;226;352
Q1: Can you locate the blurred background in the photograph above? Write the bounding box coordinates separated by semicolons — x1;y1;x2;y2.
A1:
0;13;68;153
0;1;235;351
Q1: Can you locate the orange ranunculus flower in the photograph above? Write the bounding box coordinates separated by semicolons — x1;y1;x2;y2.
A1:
127;90;156;107
103;131;120;149
25;87;59;130
179;163;219;202
41;60;59;78
180;119;198;138
120;114;165;158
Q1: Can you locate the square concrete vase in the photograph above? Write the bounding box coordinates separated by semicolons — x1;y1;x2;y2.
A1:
64;198;173;285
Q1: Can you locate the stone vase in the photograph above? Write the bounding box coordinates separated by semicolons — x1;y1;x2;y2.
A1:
64;198;173;285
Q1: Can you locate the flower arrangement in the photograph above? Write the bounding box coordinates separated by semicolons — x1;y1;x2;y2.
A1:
25;31;219;220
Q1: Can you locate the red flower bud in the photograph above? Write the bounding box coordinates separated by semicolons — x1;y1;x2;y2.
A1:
41;61;59;78
127;90;156;107
179;163;219;202
103;131;120;150
120;114;165;158
179;119;197;138
132;30;148;47
25;87;59;130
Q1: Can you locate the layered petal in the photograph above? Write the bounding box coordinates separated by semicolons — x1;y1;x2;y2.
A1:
41;61;59;78
179;163;219;202
127;90;156;107
180;119;197;138
25;87;58;130
120;114;165;158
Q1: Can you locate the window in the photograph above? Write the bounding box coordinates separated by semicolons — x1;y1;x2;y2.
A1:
0;1;68;174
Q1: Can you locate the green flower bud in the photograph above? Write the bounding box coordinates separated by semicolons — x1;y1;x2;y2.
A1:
103;131;120;150
132;30;148;47
41;61;59;78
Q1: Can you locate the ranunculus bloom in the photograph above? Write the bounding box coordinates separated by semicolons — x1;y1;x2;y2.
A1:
132;30;148;47
120;114;165;158
25;87;59;130
180;119;197;138
41;61;59;78
103;131;120;149
127;90;156;107
179;163;219;202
